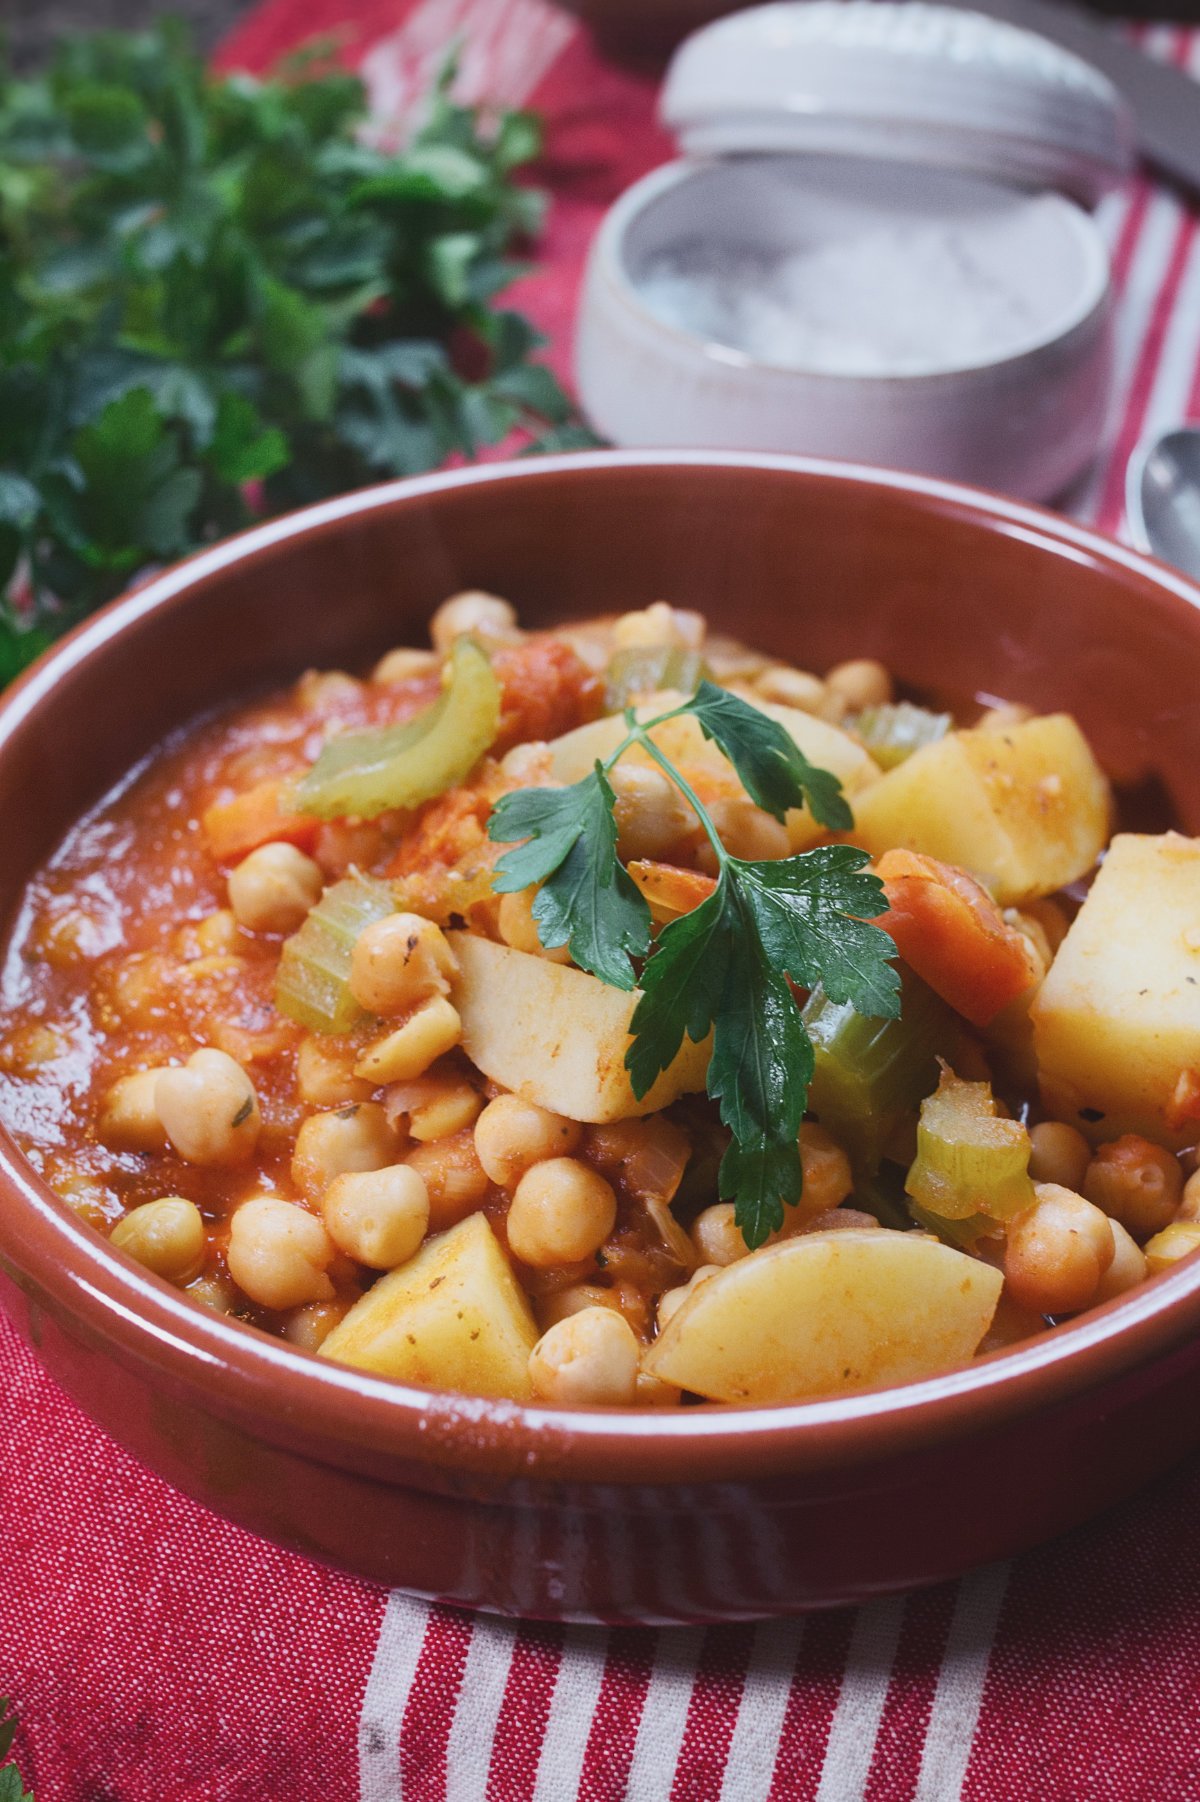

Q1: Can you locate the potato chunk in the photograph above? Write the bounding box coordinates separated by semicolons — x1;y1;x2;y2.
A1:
1031;833;1200;1149
318;1212;538;1400
851;714;1111;903
544;690;878;851
447;932;710;1123
643;1228;1002;1403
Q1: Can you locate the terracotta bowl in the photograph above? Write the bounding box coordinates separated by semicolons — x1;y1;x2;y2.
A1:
3;451;1200;1623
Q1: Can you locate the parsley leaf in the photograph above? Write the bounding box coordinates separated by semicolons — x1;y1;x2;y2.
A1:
0;27;579;671
733;848;899;1016
489;767;652;990
686;680;853;829
628;849;897;1246
0;1699;31;1802
489;686;898;1247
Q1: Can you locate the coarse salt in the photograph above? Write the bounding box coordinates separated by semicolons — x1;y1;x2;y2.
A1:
635;204;1060;377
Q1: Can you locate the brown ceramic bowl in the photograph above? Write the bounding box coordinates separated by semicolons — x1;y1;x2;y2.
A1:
3;451;1200;1623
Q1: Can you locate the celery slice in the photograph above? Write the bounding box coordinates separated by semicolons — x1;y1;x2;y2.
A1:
802;971;954;1172
275;871;395;1034
905;1069;1035;1223
855;701;951;770
605;645;707;713
294;637;501;821
907;1198;993;1249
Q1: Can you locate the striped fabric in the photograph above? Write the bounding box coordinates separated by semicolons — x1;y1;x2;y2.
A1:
4;7;1200;1799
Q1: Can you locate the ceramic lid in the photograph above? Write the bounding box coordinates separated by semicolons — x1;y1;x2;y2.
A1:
661;1;1134;206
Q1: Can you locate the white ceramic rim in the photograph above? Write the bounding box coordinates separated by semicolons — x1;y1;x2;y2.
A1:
590;156;1114;386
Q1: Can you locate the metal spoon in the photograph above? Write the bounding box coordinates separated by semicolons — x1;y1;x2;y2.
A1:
1126;425;1200;582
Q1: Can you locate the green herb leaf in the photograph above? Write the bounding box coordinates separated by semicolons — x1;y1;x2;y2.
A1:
489;767;652;990
0;1697;31;1802
491;685;897;1246
0;21;581;673
627;849;895;1244
687;679;854;828
731;847;900;1017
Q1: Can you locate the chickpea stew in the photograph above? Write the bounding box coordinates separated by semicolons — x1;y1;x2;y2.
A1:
2;593;1198;1409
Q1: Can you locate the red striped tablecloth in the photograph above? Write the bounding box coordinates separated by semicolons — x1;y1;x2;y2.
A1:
5;6;1200;1798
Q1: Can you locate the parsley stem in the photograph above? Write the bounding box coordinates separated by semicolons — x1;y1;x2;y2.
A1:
603;712;730;873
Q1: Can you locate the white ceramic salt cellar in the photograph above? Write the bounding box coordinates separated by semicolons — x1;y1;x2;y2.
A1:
576;2;1134;500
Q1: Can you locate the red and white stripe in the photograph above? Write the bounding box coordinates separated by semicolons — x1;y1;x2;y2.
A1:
353;1569;1014;1800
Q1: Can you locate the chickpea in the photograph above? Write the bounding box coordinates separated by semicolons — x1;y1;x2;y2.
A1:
291;1102;398;1200
155;1049;260;1167
977;701;1034;734
1095;1220;1148;1303
405;1129;491;1231
497;888;572;963
609;764;696;863
1176;1167;1200;1222
296;1034;373;1109
227;1197;335;1311
110;1197;206;1285
322;1165;430;1269
354;996;462;1084
657;1264;720;1330
97;1068;169;1153
636;1370;682;1406
373;646;439;685
1028;1121;1091;1193
528;1307;640;1406
1083;1136;1183;1240
499;741;554;785
754;666;827;713
348;913;456;1017
227;842;323;935
430;590;518;652
801;1123;852;1214
295;669;360;711
192;909;242;957
535;1282;622;1332
611;602;705;653
1004;1183;1114;1315
506;1157;616;1267
1144;1219;1200;1274
824;658;892;712
284;1298;356;1352
187;1272;238;1315
800;1206;879;1234
474;1094;582;1189
691;1202;748;1267
767;1129;855;1241
705;795;790;862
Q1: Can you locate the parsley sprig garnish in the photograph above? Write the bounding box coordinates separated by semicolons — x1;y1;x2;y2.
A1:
0;1698;33;1802
489;682;900;1246
0;27;586;678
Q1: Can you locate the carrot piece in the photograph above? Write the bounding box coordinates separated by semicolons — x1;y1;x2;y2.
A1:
202;779;319;864
874;848;1041;1027
627;860;717;926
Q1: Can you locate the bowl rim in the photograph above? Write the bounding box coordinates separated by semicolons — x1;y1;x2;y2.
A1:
585;158;1113;387
5;446;1200;1490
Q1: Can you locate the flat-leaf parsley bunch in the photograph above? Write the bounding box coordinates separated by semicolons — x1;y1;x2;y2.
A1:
0;1698;32;1802
489;683;900;1247
0;24;584;677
